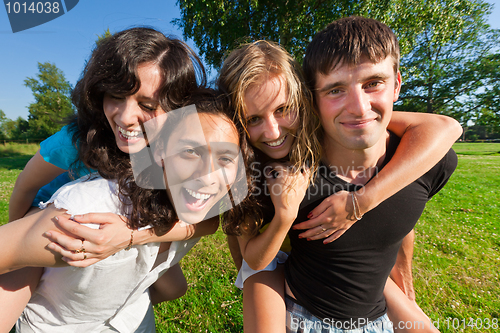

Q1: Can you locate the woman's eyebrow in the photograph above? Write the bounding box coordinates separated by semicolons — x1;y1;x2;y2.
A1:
136;93;159;102
214;147;239;157
275;103;287;110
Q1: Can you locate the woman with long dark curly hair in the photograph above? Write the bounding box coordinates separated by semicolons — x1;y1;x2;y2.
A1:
0;27;251;332
0;85;252;331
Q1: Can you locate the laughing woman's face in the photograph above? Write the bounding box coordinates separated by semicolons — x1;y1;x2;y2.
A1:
160;112;241;224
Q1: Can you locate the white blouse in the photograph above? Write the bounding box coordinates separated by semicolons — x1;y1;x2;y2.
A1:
18;174;200;333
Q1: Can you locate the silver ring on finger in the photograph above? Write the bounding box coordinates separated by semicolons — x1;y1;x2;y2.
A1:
321;226;327;232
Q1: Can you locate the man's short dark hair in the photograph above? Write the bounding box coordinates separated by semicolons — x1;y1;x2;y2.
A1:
303;16;400;92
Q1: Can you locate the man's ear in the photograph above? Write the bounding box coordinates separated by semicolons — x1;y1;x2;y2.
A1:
393;71;402;102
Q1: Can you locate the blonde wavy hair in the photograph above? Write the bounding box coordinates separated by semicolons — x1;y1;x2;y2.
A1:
217;40;322;179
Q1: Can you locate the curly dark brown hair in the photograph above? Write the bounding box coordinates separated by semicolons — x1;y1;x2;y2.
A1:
66;27;208;233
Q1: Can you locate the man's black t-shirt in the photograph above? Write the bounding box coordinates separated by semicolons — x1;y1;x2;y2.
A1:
284;133;457;327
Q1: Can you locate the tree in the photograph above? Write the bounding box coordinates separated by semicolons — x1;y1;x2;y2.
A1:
24;62;75;140
10;117;30;139
394;0;499;124
466;53;500;131
0;110;31;140
0;110;8;139
174;0;499;132
174;0;394;69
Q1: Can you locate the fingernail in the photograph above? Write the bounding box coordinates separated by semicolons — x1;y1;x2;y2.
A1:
47;243;55;250
54;216;59;221
307;212;313;218
43;231;51;237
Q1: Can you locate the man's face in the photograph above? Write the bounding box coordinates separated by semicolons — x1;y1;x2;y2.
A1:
314;56;401;151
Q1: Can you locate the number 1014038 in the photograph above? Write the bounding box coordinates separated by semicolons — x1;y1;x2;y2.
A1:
5;2;60;14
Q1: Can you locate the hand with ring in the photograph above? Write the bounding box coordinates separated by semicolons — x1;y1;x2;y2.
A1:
43;213;134;267
72;239;85;254
293;190;361;244
43;212;204;267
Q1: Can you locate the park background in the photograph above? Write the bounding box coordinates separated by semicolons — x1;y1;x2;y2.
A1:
1;0;499;332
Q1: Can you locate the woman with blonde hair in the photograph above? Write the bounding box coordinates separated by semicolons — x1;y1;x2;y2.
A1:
218;40;457;332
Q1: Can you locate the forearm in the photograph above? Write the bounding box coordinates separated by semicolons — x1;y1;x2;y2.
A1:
9;150;65;221
239;214;293;271
390;230;415;301
227;235;243;270
360;113;462;212
44;214;219;266
134;216;219;245
8;186;39;222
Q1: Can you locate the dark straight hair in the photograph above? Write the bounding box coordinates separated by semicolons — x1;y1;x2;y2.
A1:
303;16;400;93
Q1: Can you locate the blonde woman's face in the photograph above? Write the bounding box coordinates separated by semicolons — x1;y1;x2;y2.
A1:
243;75;298;159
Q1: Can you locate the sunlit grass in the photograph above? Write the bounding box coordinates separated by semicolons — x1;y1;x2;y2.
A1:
1;143;498;332
413;153;500;332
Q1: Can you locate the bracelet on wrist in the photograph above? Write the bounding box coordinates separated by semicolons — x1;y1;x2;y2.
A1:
125;230;134;251
351;192;363;221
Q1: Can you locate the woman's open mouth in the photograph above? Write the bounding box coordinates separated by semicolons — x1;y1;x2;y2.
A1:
182;188;214;212
118;126;143;142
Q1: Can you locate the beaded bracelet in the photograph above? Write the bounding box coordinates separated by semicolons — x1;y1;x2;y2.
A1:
125;230;134;251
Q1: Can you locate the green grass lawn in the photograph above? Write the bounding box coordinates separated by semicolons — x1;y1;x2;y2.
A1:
1;143;499;332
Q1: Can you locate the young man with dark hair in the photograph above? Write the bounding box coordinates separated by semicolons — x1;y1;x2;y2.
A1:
284;16;457;332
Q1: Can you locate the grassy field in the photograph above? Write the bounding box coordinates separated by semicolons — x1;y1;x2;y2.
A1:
1;142;499;332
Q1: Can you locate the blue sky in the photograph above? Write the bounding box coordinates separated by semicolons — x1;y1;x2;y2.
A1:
1;0;499;120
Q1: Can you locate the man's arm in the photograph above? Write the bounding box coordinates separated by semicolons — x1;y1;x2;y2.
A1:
293;112;462;242
390;230;416;302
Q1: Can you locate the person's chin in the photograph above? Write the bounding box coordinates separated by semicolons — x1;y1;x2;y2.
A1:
177;211;206;225
116;138;147;154
260;145;290;159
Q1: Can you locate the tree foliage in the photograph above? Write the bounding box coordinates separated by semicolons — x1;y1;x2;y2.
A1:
174;0;395;69
96;28;112;47
394;0;499;124
24;62;74;139
0;110;8;140
0;110;30;140
174;0;499;130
